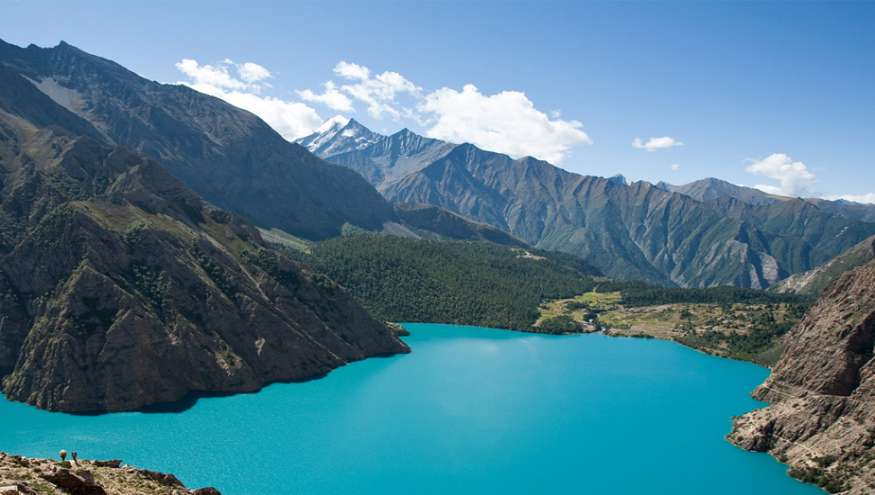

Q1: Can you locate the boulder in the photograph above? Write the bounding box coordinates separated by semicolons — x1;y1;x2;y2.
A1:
41;468;106;495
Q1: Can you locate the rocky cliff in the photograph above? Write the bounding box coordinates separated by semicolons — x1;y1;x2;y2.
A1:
728;258;875;494
1;451;220;494
0;58;408;413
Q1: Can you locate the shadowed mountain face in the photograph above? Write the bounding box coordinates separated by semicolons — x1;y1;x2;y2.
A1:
0;46;408;413
772;234;875;296
0;39;397;241
303;123;875;288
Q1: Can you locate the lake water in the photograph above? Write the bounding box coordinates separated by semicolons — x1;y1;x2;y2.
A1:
1;323;822;494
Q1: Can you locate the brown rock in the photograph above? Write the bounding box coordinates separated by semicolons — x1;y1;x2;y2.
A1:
137;469;183;487
0;484;35;495
728;258;875;494
0;106;408;413
41;468;106;495
2;452;221;494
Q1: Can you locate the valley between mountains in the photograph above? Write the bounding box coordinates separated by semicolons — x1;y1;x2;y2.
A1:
0;39;873;495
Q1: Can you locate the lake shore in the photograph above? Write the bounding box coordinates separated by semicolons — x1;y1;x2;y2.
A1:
0;451;221;495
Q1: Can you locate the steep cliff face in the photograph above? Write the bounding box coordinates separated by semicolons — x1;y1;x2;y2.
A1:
728;258;875;494
0;67;407;413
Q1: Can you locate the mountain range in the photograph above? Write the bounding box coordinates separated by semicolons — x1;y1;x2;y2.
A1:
0;40;399;241
300;118;875;288
5;37;868;291
0;40;409;412
1;37;872;492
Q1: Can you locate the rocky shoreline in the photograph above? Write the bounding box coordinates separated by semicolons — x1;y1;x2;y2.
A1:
727;258;875;494
0;452;220;495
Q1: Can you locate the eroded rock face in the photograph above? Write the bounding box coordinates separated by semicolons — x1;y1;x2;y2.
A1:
0;67;408;413
41;468;106;495
728;258;875;494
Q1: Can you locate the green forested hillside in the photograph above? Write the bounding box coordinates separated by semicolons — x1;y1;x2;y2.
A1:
297;234;809;332
303;234;599;331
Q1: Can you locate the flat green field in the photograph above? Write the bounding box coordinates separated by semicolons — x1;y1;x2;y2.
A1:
536;290;805;365
534;290;622;331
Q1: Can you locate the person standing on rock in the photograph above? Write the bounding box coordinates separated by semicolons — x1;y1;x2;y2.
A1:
71;451;78;465
59;450;67;461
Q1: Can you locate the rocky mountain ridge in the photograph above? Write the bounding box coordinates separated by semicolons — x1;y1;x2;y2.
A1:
655;177;785;206
0;39;397;241
302;122;875;288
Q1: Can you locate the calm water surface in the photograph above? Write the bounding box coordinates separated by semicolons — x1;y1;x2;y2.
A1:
1;323;822;494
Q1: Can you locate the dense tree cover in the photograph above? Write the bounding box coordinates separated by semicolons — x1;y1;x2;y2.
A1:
674;303;806;364
611;285;811;307
291;233;812;335
537;315;581;334
302;234;599;330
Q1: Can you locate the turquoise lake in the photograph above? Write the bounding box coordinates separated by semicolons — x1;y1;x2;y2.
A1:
1;323;822;494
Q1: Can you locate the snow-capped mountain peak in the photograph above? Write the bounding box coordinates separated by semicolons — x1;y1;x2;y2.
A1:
315;115;350;134
296;116;382;157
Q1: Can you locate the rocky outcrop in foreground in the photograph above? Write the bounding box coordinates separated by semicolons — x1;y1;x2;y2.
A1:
0;452;219;495
728;258;875;494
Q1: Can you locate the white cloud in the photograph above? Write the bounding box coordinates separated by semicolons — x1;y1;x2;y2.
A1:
297;81;354;112
632;136;683;151
745;153;816;197
175;58;249;91
175;58;322;141
330;61;421;119
334;61;371;81
418;84;590;164
826;193;875;204
237;62;271;83
671;163;681;172
298;60;590;161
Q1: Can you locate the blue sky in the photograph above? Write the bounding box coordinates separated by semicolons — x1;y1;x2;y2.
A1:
3;1;874;201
